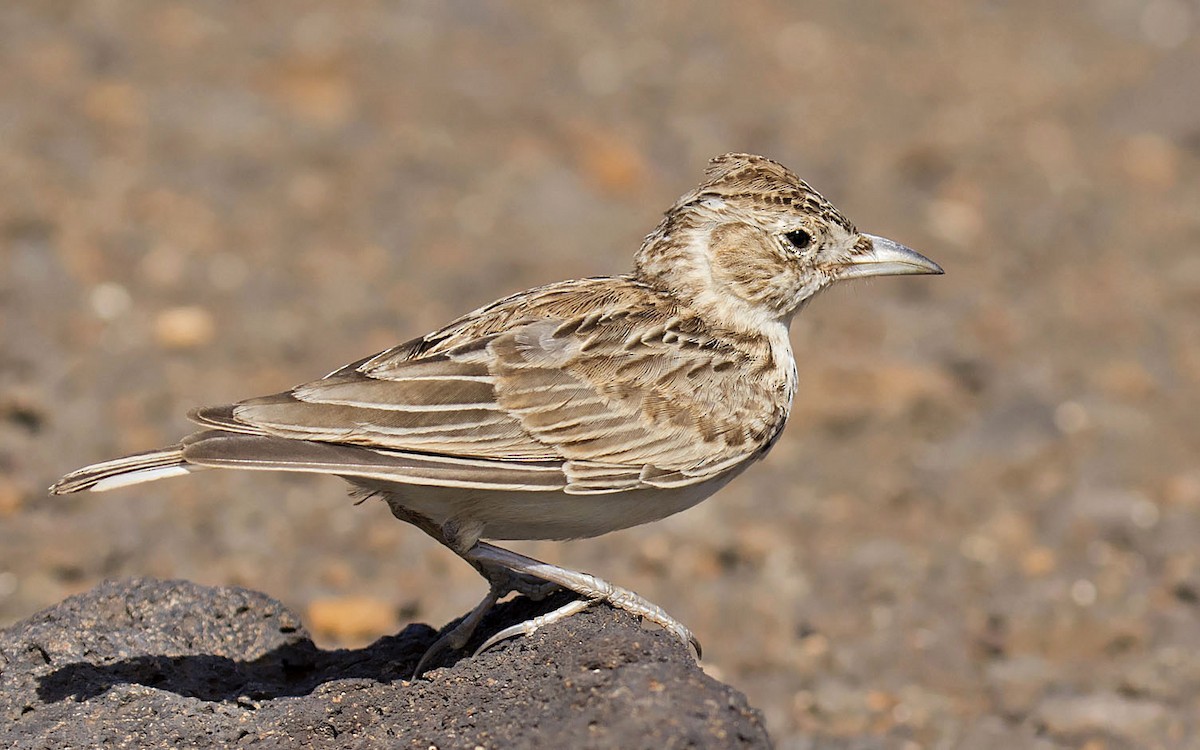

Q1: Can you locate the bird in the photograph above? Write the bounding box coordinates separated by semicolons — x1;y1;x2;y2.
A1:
51;153;942;674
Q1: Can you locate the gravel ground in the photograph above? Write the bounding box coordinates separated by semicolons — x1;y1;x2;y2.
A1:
2;2;1199;747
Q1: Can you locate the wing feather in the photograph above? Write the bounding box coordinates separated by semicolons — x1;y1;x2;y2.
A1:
181;432;566;491
183;277;790;494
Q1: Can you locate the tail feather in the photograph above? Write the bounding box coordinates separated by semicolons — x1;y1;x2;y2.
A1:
49;445;200;494
51;428;567;495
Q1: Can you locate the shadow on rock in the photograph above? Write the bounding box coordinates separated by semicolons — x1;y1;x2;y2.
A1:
33;584;581;704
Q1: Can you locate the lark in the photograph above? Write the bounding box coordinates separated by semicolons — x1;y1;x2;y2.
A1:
52;153;942;673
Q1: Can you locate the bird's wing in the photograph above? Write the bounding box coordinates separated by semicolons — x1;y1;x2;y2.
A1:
187;278;791;494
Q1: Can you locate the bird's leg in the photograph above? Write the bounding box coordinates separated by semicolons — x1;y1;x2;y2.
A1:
388;506;558;599
409;561;563;676
464;541;702;658
389;507;697;672
411;583;500;677
389;507;563;675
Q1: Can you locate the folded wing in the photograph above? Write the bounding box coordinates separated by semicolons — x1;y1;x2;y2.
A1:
184;279;787;495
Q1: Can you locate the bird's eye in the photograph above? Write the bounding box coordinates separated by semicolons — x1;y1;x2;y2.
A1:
784;229;812;251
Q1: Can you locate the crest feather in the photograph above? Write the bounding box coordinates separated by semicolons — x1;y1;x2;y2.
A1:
702;153;803;192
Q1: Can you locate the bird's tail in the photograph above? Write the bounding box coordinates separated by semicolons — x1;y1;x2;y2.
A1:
49;445;202;494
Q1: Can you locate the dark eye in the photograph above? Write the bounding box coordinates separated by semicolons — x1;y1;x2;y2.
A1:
785;229;812;250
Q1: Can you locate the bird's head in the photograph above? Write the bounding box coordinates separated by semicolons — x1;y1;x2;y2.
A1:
634;153;942;327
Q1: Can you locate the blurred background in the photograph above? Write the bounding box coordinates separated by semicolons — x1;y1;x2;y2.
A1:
2;1;1199;747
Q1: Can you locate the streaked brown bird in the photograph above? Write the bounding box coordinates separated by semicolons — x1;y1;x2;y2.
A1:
52;153;942;673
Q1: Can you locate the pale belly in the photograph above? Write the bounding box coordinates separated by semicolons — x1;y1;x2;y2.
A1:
362;468;746;542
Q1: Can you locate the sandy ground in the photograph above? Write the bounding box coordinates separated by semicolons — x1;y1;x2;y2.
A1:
2;2;1199;747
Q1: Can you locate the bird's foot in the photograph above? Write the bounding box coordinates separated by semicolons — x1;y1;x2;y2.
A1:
411;586;499;678
472;596;594;656
411;565;564;677
466;541;702;658
413;542;701;677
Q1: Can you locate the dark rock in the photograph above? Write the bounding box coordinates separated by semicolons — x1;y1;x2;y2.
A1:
0;578;770;749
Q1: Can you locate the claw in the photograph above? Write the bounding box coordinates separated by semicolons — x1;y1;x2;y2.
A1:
411;586;500;678
473;597;594;656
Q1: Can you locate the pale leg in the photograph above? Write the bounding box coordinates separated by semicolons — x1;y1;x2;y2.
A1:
408;551;565;676
392;505;699;674
465;541;702;657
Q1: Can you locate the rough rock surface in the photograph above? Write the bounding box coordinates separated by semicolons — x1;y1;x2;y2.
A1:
0;578;769;749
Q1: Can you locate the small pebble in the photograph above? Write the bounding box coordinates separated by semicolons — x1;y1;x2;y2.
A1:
306;595;396;644
1021;547;1058;577
1070;579;1098;607
90;282;132;321
0;479;24;517
1037;692;1167;740
154;306;216;349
